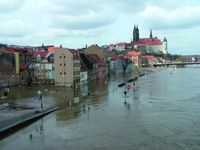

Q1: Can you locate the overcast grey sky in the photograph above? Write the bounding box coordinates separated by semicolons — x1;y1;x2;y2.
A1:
0;0;200;54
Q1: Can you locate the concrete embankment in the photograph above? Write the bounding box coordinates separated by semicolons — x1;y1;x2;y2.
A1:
0;106;59;137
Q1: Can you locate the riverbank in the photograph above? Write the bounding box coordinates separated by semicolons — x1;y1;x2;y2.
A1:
118;67;155;87
0;85;73;138
0;104;58;138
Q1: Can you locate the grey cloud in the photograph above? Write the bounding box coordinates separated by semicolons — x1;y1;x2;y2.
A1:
26;27;106;39
49;13;115;30
140;6;200;30
0;19;32;37
43;0;146;15
0;0;25;13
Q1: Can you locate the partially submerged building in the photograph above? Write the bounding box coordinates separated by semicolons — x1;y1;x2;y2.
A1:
54;48;80;88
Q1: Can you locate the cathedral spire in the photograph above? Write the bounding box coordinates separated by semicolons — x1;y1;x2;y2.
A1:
150;29;153;39
136;25;139;41
163;36;167;42
133;24;140;42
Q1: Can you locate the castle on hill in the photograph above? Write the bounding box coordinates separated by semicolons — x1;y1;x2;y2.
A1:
132;25;168;54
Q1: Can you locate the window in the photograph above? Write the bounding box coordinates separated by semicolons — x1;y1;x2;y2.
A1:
74;71;80;76
60;72;62;75
64;56;66;58
37;55;42;62
60;64;62;66
64;72;66;75
60;56;62;59
64;63;66;66
76;79;80;83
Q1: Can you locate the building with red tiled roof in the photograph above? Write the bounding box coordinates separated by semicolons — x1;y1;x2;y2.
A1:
89;54;103;66
132;26;168;54
108;42;126;52
68;48;79;55
143;55;159;66
134;37;162;46
33;51;48;60
47;46;60;53
127;50;143;56
84;44;106;63
5;47;32;71
127;50;143;67
88;54;106;79
114;42;126;51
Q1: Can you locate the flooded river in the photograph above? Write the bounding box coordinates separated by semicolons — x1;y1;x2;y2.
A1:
1;67;200;150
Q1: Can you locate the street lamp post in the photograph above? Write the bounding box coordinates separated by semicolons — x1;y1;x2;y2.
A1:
37;89;43;109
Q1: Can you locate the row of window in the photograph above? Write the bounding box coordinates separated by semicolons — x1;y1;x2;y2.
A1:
74;71;80;76
60;63;66;66
59;63;80;67
60;72;66;75
74;63;80;68
59;71;80;76
60;56;66;59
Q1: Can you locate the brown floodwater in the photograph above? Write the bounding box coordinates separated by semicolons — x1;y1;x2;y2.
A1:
1;67;200;150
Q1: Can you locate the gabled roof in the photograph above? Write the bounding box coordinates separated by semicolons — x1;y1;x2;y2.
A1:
108;42;126;51
68;48;79;55
6;47;32;55
80;53;95;70
89;54;103;66
115;42;126;47
33;51;48;59
134;37;163;46
48;46;59;53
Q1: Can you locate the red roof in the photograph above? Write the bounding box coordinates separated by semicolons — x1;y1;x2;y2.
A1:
68;49;79;55
127;51;142;56
116;42;126;47
6;47;32;55
33;51;48;59
108;45;114;51
134;37;163;46
89;54;103;66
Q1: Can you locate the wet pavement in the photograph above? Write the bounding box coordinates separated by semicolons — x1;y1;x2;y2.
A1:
1;67;200;150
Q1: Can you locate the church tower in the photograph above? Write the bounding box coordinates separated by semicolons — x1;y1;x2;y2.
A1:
133;25;139;42
163;37;168;54
149;29;153;40
133;25;137;42
135;25;139;41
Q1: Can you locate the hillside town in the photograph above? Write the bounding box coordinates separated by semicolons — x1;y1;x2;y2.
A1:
0;27;166;87
0;26;198;89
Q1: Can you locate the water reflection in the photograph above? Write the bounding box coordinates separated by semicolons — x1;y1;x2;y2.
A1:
56;107;82;122
2;68;200;149
55;79;109;122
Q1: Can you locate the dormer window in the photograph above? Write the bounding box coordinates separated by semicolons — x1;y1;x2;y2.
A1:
37;55;42;62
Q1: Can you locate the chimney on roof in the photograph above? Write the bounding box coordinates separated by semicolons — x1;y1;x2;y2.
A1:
86;44;87;48
60;44;62;48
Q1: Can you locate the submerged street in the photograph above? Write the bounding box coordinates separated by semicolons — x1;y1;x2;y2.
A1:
1;67;200;150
